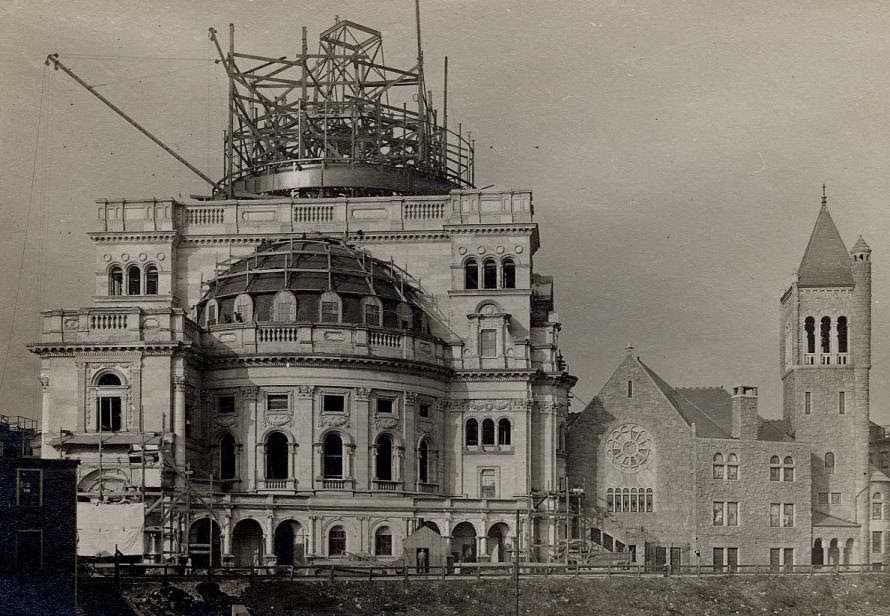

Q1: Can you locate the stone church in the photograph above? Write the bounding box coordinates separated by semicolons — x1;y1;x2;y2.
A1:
567;194;887;571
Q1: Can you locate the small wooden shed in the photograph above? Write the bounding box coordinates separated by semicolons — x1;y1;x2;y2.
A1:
402;525;448;570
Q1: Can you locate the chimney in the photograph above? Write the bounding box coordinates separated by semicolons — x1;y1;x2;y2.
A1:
731;385;759;440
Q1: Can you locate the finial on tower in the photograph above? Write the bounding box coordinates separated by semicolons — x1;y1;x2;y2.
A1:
821;184;827;207
625;344;635;354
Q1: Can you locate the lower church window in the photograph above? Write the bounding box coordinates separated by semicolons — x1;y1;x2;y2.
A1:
98;397;122;432
607;487;653;513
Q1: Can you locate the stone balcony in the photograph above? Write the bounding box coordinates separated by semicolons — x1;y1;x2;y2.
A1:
36;307;197;347
92;190;534;237
803;353;850;366
202;322;452;368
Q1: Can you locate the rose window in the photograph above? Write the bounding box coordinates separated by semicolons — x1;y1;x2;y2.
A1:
606;424;652;470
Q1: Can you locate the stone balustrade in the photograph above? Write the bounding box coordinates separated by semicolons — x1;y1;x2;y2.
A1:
93;191;533;237
204;322;452;368
36;307;195;346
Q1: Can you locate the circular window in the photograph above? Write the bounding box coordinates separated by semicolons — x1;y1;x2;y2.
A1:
606;424;653;471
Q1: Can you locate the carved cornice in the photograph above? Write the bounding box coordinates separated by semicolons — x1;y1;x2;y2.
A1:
241;386;258;400
295;385;314;399
347;231;451;242
173;375;188;390
88;232;178;243
443;224;537;235
354;387;372;401
203;354;453;379
29;341;193;358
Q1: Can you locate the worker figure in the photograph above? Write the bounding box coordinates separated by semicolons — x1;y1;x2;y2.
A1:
417;548;429;573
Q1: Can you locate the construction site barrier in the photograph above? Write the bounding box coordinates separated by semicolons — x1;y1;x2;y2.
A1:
86;560;889;585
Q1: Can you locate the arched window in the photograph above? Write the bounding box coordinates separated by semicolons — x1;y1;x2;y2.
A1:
607;488;615;512
145;265;159;295
783;456;795;482
320;291;341;323
272;291;296;322
482;258;498;289
362;296;382;326
770;455;781;481
418;439;430;483
646;488;654;512
323;433;343;478
374;526;393;556
465;419;479;446
205;299;219;327
375;434;393;481
109;266;123;296
825;452;835;475
837;316;848;354
464;258;479;290
501;257;516;289
498;418;511;445
234;293;253;323
622;488;629;512
96;373;123;432
712;453;725;480
630;488;638;512
805;317;815;354
727;453;739;480
481;418;495;445
127;265;141;295
265;432;289;480
873;493;884;521
821;317;831;353
220;433;236;480
328;525;346;556
97;373;121;387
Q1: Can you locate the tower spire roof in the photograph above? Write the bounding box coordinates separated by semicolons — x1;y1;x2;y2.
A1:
797;187;853;287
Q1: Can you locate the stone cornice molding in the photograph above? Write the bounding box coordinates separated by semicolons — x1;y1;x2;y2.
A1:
89;232;178;243
443;224;537;235
29;342;192;357
204;354;453;378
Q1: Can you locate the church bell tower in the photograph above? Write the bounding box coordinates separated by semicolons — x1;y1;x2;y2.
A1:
780;188;871;559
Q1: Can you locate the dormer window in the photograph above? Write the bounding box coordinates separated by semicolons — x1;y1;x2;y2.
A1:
362;296;383;326
272;291;296;322
205;299;219;327
320;291;341;323
234;294;253;323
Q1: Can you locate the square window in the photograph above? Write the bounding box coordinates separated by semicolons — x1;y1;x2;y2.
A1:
873;531;883;554
818;492;829;505
218;395;236;414
323;394;345;414
480;469;497;498
783;504;795;528
727;502;738;526
419;403;430;418
769;467;780;482
376;398;394;414
873;503;883;520
830;493;841;505
98;397;122;432
882;451;890;470
727;465;738;480
364;304;381;326
769;503;780;528
713;502;724;526
266;394;289;412
17;470;42;508
783;467;794;482
480;329;497;358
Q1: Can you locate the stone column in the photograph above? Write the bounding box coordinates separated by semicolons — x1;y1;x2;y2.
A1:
256;442;266;488
394;446;404;482
38;376;57;459
403;392;418;487
173;376;187;483
264;512;277;565
309;515;319;557
354;387;371;489
289;442;299;489
242;387;258;490
294;386;314;489
222;512;234;566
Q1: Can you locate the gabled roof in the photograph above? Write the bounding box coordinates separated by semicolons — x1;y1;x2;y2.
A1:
797;204;853;287
758;418;794;442
812;511;859;528
636;359;731;438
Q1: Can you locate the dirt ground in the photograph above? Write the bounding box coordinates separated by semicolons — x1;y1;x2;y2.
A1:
76;574;890;615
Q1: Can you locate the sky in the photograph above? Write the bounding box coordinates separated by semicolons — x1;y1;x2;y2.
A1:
2;0;890;423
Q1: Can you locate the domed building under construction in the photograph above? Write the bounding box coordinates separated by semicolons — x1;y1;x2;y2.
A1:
33;16;575;567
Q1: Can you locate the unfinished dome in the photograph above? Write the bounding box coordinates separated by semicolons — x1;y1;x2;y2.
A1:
197;237;429;332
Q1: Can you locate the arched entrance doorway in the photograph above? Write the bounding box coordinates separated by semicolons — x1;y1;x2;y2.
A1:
843;538;854;566
451;521;477;563
423;521;440;534
232;519;264;567
812;539;824;567
188;518;221;568
487;522;509;563
828;538;840;566
274;520;305;565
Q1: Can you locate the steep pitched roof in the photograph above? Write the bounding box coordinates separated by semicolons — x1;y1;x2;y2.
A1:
797;204;853;287
758;418;794;442
636;359;731;438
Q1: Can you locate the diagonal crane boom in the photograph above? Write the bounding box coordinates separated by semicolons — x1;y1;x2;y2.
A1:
45;53;217;187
